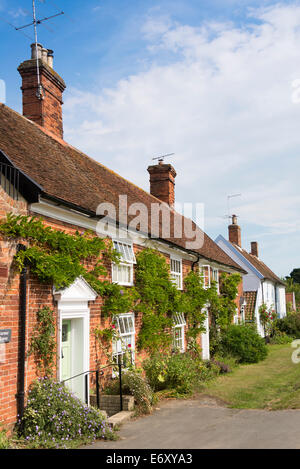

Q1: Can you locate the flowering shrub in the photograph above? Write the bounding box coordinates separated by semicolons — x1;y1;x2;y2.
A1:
20;378;115;448
143;351;218;395
259;303;275;336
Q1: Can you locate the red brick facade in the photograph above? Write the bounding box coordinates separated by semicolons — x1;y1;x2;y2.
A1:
0;192;244;430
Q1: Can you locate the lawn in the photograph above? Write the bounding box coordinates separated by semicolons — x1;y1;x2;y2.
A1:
201;344;300;410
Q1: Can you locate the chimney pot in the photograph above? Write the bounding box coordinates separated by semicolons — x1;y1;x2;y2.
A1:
47;50;54;68
31;43;43;60
41;48;48;63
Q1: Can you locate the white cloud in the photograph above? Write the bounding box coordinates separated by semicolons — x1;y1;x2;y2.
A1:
63;3;300;273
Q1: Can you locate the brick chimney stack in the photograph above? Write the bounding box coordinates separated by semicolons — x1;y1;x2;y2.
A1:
251;241;259;257
147;160;177;207
228;214;242;247
18;43;66;139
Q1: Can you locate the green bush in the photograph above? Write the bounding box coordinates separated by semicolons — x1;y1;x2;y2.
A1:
20;378;114;448
220;325;268;364
142;352;169;391
276;313;300;338
143;351;219;395
104;370;156;414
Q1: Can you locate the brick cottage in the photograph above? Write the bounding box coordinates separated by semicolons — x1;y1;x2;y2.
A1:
0;44;245;429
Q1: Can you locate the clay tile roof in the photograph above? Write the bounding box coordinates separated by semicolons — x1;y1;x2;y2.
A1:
233;244;285;286
0;103;245;272
243;291;257;321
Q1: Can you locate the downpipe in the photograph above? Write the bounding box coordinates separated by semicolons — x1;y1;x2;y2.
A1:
16;244;27;432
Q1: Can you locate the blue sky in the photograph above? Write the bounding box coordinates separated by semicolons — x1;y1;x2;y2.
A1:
0;0;300;277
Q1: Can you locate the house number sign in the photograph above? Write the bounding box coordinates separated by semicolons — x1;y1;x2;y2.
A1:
0;329;11;344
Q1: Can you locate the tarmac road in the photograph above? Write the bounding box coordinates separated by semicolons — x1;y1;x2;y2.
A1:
82;396;300;449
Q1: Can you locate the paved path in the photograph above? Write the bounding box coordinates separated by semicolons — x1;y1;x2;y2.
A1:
83;396;300;449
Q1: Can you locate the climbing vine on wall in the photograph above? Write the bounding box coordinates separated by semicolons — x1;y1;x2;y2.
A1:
29;306;56;377
0;213;135;315
0;214;241;358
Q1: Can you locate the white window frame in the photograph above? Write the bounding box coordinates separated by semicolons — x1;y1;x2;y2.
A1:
112;240;136;286
112;313;135;370
170;256;183;290
199;264;211;289
172;312;186;352
212;267;219;293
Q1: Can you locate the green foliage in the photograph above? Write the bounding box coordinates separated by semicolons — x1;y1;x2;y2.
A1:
29;307;56;377
259;303;276;336
182;271;209;339
104;369;156;414
284;276;300;307
269;330;293;345
20;378;114;448
134;249;180;352
142;351;218;395
276;313;300;338
220;324;268;364
209;273;242;355
142;352;169;391
290;268;300;284
0;429;11;449
0;213;134;317
0;213;113;289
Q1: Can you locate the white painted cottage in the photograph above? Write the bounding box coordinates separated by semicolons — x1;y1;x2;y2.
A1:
215;216;286;336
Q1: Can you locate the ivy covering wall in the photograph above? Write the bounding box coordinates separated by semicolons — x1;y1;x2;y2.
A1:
0;213;241;358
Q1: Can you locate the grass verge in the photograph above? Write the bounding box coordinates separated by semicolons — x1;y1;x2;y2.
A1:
200;344;300;410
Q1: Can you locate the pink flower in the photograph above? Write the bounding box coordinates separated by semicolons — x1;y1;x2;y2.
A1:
128;344;131;348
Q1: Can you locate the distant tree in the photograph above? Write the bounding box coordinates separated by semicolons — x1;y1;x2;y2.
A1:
290;269;300;284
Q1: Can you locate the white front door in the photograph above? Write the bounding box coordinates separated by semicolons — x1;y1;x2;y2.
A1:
54;277;97;404
61;318;85;401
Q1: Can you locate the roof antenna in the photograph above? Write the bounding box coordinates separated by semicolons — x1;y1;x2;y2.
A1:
15;0;64;100
221;193;241;222
152;153;175;164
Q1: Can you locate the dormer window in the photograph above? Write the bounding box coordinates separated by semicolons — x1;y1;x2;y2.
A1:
199;265;211;289
112;240;136;286
170;257;183;290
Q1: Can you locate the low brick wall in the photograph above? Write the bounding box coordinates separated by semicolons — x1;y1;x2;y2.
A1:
90;394;134;416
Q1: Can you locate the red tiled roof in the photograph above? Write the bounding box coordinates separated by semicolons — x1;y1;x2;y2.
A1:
231;241;285;285
243;291;257;321
0;103;245;272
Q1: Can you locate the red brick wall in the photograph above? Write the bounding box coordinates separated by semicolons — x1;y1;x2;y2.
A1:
0;199;240;429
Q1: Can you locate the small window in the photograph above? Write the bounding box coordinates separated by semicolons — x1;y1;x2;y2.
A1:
199;265;211;289
172;313;186;352
113;240;136;264
112;240;136;286
212;268;219;293
112;313;135;369
170;257;182;290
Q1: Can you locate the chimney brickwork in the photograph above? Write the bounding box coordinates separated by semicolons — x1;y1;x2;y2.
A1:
18;44;66;139
251;241;259;257
228;214;242;247
147;161;177;207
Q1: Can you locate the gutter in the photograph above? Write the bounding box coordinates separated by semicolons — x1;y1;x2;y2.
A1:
16;244;27;432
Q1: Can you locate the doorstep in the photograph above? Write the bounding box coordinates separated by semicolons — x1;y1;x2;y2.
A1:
107;411;134;429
